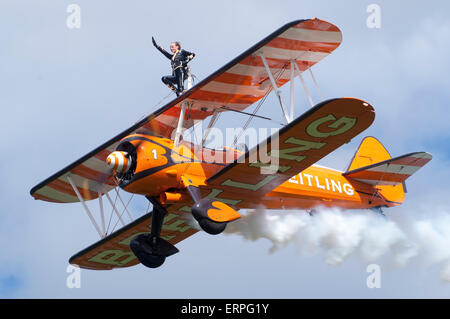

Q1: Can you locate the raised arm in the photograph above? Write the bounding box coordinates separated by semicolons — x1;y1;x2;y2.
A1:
152;37;172;60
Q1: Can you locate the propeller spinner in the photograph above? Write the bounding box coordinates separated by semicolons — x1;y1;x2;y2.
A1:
106;151;132;174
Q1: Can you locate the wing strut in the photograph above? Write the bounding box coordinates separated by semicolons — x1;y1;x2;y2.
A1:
98;192;106;236
65;175;132;238
289;60;295;122
258;52;291;124
67;175;104;238
257;55;325;124
292;61;314;108
174;101;188;146
201;109;219;147
309;68;324;100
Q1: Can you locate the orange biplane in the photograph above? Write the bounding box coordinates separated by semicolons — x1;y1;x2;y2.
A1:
30;19;432;269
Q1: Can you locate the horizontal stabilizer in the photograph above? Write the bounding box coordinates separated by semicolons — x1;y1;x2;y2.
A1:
344;152;432;186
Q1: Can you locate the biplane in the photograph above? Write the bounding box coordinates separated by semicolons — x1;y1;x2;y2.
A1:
30;19;432;269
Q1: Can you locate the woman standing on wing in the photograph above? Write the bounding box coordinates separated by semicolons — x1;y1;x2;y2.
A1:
152;37;195;96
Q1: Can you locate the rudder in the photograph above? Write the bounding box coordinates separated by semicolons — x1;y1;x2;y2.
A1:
346;136;405;206
346;136;391;171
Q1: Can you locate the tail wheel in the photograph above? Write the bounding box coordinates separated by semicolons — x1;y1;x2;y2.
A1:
197;218;227;235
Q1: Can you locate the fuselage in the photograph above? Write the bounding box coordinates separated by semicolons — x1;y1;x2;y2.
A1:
114;134;396;211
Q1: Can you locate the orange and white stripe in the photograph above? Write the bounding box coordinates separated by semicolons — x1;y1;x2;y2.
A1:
107;151;132;174
344;152;432;186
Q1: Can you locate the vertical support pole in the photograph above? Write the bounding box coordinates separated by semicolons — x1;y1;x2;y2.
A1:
98;192;106;237
309;68;324;100
67;175;103;238
258;52;291;124
105;192;126;227
293;62;314;108
174;102;188;147
201;109;219;147
289;60;295;122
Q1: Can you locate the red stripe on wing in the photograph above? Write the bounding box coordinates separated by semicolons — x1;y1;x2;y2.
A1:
189;90;261;104
47;178;98;200
71;164;115;186
293;19;341;32
32;193;65;203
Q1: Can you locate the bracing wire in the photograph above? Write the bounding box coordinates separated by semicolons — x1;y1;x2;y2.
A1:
109;190;136;233
105;188;119;235
232;64;288;148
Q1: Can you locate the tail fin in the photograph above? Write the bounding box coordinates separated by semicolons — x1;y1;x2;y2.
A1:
346;136;391;172
344;137;432;206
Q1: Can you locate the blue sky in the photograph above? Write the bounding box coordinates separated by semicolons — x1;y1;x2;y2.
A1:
1;0;450;298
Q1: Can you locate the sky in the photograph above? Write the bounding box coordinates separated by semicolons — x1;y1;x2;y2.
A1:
1;0;450;298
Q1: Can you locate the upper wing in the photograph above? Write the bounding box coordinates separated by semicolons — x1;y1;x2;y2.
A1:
138;18;342;137
30;18;342;203
200;98;375;208
69;203;197;270
343;152;432;185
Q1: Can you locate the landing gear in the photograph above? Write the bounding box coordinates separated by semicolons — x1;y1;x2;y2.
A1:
130;235;167;268
129;196;179;269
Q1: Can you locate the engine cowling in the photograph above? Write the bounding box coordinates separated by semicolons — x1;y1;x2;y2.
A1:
109;135;183;197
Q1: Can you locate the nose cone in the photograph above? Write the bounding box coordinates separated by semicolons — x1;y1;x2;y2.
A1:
107;151;132;173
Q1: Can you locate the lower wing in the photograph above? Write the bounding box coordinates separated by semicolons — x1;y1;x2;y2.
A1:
69;203;197;270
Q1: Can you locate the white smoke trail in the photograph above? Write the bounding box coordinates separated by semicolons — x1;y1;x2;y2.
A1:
224;206;450;282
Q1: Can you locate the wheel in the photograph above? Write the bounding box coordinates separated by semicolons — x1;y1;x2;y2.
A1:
134;251;166;268
130;234;166;268
198;218;227;235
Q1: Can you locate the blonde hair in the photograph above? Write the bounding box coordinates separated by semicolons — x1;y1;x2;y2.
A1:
171;41;181;50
